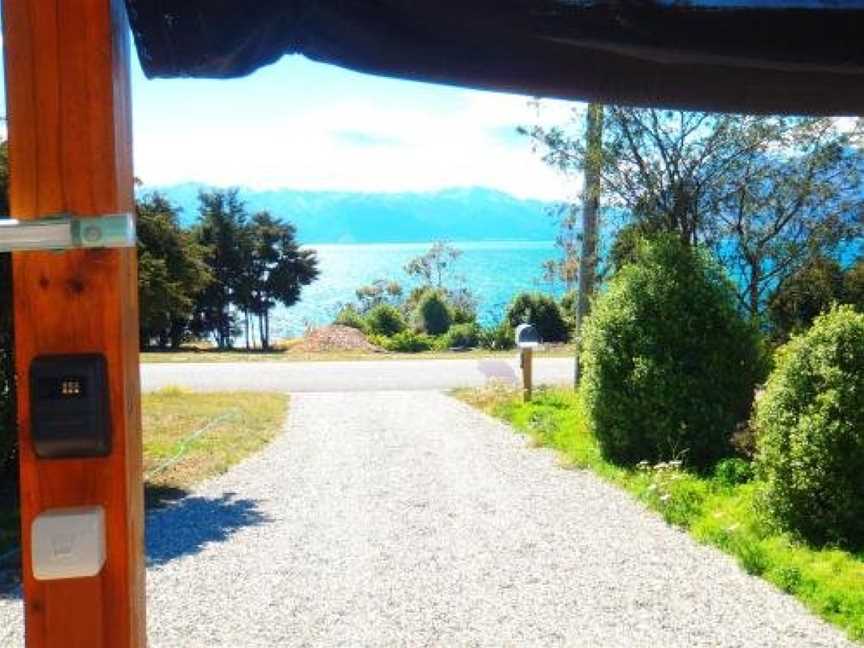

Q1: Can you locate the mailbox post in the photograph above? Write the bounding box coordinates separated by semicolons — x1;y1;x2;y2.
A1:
515;324;540;402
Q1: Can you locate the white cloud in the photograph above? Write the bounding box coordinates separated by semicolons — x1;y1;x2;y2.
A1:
133;81;583;201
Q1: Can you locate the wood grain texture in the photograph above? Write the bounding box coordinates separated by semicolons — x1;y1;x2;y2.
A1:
2;0;145;646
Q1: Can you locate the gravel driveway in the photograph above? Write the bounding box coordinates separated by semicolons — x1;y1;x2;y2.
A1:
0;391;855;647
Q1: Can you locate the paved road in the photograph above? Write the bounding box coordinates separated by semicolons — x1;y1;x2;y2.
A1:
141;356;574;393
0;391;853;647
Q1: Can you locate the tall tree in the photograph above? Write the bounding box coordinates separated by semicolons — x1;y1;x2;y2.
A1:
575;103;604;385
191;188;248;348
712;118;862;317
137;192;211;349
404;241;463;288
243;211;319;349
527;107;863;318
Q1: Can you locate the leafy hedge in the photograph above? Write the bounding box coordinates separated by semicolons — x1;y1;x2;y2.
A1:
364;304;406;336
581;236;765;471
412;290;453;335
506;292;569;342
755;306;864;549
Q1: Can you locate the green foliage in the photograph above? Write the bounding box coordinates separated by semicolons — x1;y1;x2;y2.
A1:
354;279;403;314
412;290;453;336
845;259;864;310
478;320;515;350
192;190;318;349
713;458;754;487
581;236;765;471
755;306;864;549
559;290;577;331
448;287;478;324
505;292;569;343
137;192;212;349
439;323;481;349
457;386;864;642
333;305;367;331
767;256;846;341
364;304;406;336
403;240;462;288
373;330;435;353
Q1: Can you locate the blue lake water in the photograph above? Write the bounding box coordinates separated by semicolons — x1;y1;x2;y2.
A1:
267;238;863;339
269;240;562;338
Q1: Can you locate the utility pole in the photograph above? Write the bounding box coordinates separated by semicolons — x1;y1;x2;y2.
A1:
574;103;604;387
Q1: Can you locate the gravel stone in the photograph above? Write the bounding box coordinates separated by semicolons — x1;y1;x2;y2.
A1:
0;390;856;647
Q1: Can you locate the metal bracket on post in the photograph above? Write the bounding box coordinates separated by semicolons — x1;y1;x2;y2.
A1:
0;213;136;252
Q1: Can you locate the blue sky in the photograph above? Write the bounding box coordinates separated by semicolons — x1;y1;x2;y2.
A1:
0;36;581;200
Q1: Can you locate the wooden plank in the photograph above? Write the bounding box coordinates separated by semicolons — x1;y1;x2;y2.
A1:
2;0;145;646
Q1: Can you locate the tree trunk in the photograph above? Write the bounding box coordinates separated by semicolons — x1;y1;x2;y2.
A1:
575;103;604;387
749;263;761;320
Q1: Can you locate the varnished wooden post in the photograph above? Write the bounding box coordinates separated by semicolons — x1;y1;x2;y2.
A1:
3;0;145;646
520;348;533;402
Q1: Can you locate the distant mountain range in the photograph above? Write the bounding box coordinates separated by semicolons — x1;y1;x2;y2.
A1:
138;183;559;244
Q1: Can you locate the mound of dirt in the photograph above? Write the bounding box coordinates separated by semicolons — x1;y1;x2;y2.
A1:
290;325;381;353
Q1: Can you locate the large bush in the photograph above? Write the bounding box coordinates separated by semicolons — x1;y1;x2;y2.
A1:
479;320;515;350
506;292;569;343
333;305;366;331
581;236;764;471
375;330;435;353
439;323;481;349
364;304;406;336
755;306;864;548
412;290;453;335
767;256;846;341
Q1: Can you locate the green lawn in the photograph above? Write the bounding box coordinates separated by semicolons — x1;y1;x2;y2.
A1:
0;389;289;555
455;385;864;643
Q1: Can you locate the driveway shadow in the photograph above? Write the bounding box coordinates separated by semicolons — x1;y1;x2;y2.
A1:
146;491;270;567
477;359;518;384
0;489;270;594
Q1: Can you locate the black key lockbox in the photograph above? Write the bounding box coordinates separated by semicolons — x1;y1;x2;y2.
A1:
30;354;111;459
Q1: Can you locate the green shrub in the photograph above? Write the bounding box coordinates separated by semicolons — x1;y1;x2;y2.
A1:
440;323;481;349
506;292;569;342
755;306;864;549
581;235;765;471
376;330;435;353
363;304;406;336
413;290;453;335
767;256;845;342
713;458;754;487
479;320;515;350
448;287;478;324
559;290;577;330
333;305;367;331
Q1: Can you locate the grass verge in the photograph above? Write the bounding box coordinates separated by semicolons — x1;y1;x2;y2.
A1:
143;388;288;507
0;389;289;556
455;385;864;643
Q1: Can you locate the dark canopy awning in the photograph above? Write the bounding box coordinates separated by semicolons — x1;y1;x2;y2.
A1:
126;1;864;115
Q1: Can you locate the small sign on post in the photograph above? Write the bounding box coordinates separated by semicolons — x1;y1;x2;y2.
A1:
515;324;540;402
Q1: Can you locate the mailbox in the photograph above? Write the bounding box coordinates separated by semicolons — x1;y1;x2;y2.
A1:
515;323;540;348
30;354;111;459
